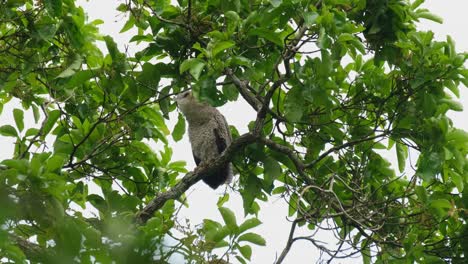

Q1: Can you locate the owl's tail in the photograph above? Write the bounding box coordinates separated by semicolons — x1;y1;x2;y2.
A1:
203;163;233;189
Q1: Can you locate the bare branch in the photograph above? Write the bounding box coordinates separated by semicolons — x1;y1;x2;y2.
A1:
275;220;298;264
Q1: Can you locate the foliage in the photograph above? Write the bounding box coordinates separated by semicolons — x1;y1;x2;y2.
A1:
1;0;467;263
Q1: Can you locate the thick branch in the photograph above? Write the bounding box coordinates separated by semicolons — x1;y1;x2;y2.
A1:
10;234;55;262
225;68;262;111
259;137;309;181
135;133;256;224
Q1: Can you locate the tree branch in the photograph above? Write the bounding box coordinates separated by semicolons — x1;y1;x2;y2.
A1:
305;132;389;169
10;234;55;262
275;220;298;264
224;68;262;111
135;133;257;224
142;1;189;29
259;137;309;181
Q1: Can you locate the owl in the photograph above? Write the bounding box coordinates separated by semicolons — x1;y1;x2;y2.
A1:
175;91;233;189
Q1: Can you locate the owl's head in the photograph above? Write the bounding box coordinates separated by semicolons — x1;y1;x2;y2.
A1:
175;90;204;114
175;90;193;104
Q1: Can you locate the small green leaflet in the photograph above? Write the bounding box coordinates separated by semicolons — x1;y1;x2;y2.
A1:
180;58;205;80
172;113;186;142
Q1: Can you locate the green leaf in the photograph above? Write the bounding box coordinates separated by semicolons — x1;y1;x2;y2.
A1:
350;38;366;54
362;239;371;264
144;217;162;234
37;23;59;41
338;33;355;43
317;27;331;49
203;219;222;234
211;226;230;243
104;36;120;61
87;194;108;213
172;113;186;142
222;83;239;101
44;0;62;17
439;98;463;111
429;199;452;218
411;0;424;9
415;186;428;203
219;207;237;231
32;104;40;123
461;226;468;258
450;170;464;192
56;56;82;78
179;58;205;80
146;107;170;136
288;193;298;217
241;175;262;215
284;87;304;122
120;16;135;33
225;11;240;22
214;240;230;249
46;155;66;172
210;41;235;57
168;160;187;173
83;227;102;248
0;125;18;137
217;193;230;207
417;152;443;182
1;159;29;174
13;108;24;132
270;0;281;7
447;128;468;143
2;244;26;263
57;218;82;257
65;70;95;89
25;128;39;137
416;10;443;24
239;218;262;233
42;110;61;137
304;11;319;26
249;28;284;47
444;80;459;98
225;11;240;33
272;186;287;195
235;256;247;264
238;232;266;246
30;152;48;177
263;157;282;190
229;56;251;67
238;245;252;260
396;142;408;173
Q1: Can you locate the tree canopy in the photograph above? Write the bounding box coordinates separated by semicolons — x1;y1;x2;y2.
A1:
1;0;468;263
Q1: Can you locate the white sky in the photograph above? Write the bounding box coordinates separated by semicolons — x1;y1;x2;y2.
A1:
1;1;467;263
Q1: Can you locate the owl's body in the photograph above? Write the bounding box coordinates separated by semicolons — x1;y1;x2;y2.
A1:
175;91;232;189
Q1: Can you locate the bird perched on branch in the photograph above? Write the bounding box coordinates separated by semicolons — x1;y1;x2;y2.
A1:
175;90;233;189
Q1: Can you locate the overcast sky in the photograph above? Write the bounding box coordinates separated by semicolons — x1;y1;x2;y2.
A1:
1;1;468;263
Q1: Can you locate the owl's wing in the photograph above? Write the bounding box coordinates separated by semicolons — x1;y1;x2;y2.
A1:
221;115;232;142
213;110;232;154
214;112;232;143
213;128;227;154
193;152;201;166
212;112;234;186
